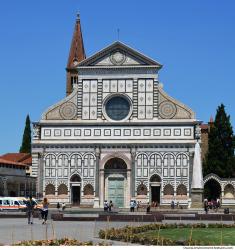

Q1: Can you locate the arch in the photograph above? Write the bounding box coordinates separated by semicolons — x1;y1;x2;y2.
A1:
163;184;174;196
150;174;161;182
57;153;69;167
203;173;222;185
176;153;189;167
176;184;187;196
137;184;148;195
104;157;127;169
44;154;56;167
163;153;175;167
45;184;55;195
83;184;94;196
204;178;221;201
101;153;131;169
149;153;162;168
58;184;68;195
70;174;81;182
136;153;148;168
70;153;82;168
224;184;235;198
83;153;96;167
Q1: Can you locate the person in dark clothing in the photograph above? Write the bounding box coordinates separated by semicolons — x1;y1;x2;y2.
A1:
26;196;36;224
57;202;60;211
108;200;113;212
146;202;151;213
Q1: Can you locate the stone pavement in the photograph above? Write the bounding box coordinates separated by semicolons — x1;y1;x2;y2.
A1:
0;218;149;246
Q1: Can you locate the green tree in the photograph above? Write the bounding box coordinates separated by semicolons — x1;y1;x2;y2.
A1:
203;104;235;177
19;114;31;153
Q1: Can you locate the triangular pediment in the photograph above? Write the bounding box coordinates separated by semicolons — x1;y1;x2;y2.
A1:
77;41;162;68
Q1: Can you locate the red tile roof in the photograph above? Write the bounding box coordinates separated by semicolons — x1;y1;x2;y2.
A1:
0;158;28;169
0;153;32;166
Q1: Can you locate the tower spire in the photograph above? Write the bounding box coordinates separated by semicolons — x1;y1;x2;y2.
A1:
66;13;86;96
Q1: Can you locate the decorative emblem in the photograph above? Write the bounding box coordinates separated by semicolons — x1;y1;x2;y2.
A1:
33;124;41;139
110;51;126;65
60;102;77;120
159;101;177;119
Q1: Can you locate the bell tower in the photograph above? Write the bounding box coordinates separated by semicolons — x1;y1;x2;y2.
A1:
66;13;86;96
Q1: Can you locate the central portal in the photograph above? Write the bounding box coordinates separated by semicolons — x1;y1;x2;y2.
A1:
104;157;127;208
108;178;124;207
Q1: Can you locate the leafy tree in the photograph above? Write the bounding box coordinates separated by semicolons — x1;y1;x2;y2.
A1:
203;104;235;177
19;114;31;153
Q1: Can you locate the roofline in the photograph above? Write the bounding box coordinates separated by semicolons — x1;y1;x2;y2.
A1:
77;41;163;68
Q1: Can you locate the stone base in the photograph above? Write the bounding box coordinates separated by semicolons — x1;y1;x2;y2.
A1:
93;197;100;208
191;188;203;208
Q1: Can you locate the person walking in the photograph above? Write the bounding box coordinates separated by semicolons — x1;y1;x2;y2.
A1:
62;202;66;211
130;200;135;212
57;202;60;212
41;198;49;224
26;195;36;224
146;202;151;213
108;200;113;212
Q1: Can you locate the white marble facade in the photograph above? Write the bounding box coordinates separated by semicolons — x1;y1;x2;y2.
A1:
32;42;200;207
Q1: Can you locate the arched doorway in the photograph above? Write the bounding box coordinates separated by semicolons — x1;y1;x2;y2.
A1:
70;174;81;206
150;174;161;204
104;157;127;208
204;178;221;201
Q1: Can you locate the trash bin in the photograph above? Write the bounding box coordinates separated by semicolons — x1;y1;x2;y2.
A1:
224;208;229;214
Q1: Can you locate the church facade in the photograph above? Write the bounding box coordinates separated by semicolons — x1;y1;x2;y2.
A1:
32;15;202;208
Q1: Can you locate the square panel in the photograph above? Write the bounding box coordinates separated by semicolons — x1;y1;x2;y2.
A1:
126;80;133;92
143;168;148;177
44;129;51;136
64;129;71;136
138;92;145;105
74;129;81;136
103;80;110;92
90;80;97;93
94;129;101;136
170;168;175;177
163;129;171;136
138;79;145;92
146;79;153;92
83;168;88;177
89;168;94;177
84;129;91;136
143;129;151;136
83;80;90;93
114;129;121;136
110;80;118;92
54;129;61;137
146;92;153;105
138;106;145;119
118;80;125;92
184;128;191;136
134;129;141;136
90;93;97;105
183;168;188;177
82;93;90;106
176;168;181;177
146;106;153;119
124;129;131;136
153;129;161;136
163;168;168;177
174;129;181;136
90;107;97;120
137;168;142;177
82;107;89;119
104;129;111;136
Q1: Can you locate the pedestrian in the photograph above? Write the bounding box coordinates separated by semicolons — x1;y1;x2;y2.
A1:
57;202;60;212
137;201;140;211
217;198;221;208
41;197;49;224
146;202;151;213
204;199;208;214
62;202;66;211
130;200;135;212
108;200;113;212
171;200;175;209
104;200;109;211
26;195;36;224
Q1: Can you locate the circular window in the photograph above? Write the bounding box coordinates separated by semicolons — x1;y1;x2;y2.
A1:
105;95;131;121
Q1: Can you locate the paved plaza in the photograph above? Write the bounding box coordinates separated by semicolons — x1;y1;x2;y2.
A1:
0;217;149;245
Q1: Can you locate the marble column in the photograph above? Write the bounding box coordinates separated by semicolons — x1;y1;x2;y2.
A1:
94;147;100;208
99;170;104;208
131;148;136;198
127;170;131;207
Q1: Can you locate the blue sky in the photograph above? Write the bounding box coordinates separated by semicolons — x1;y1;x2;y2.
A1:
0;1;234;154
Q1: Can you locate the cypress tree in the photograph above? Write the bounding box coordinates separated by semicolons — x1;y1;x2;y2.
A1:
203;104;235;177
19;114;32;153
